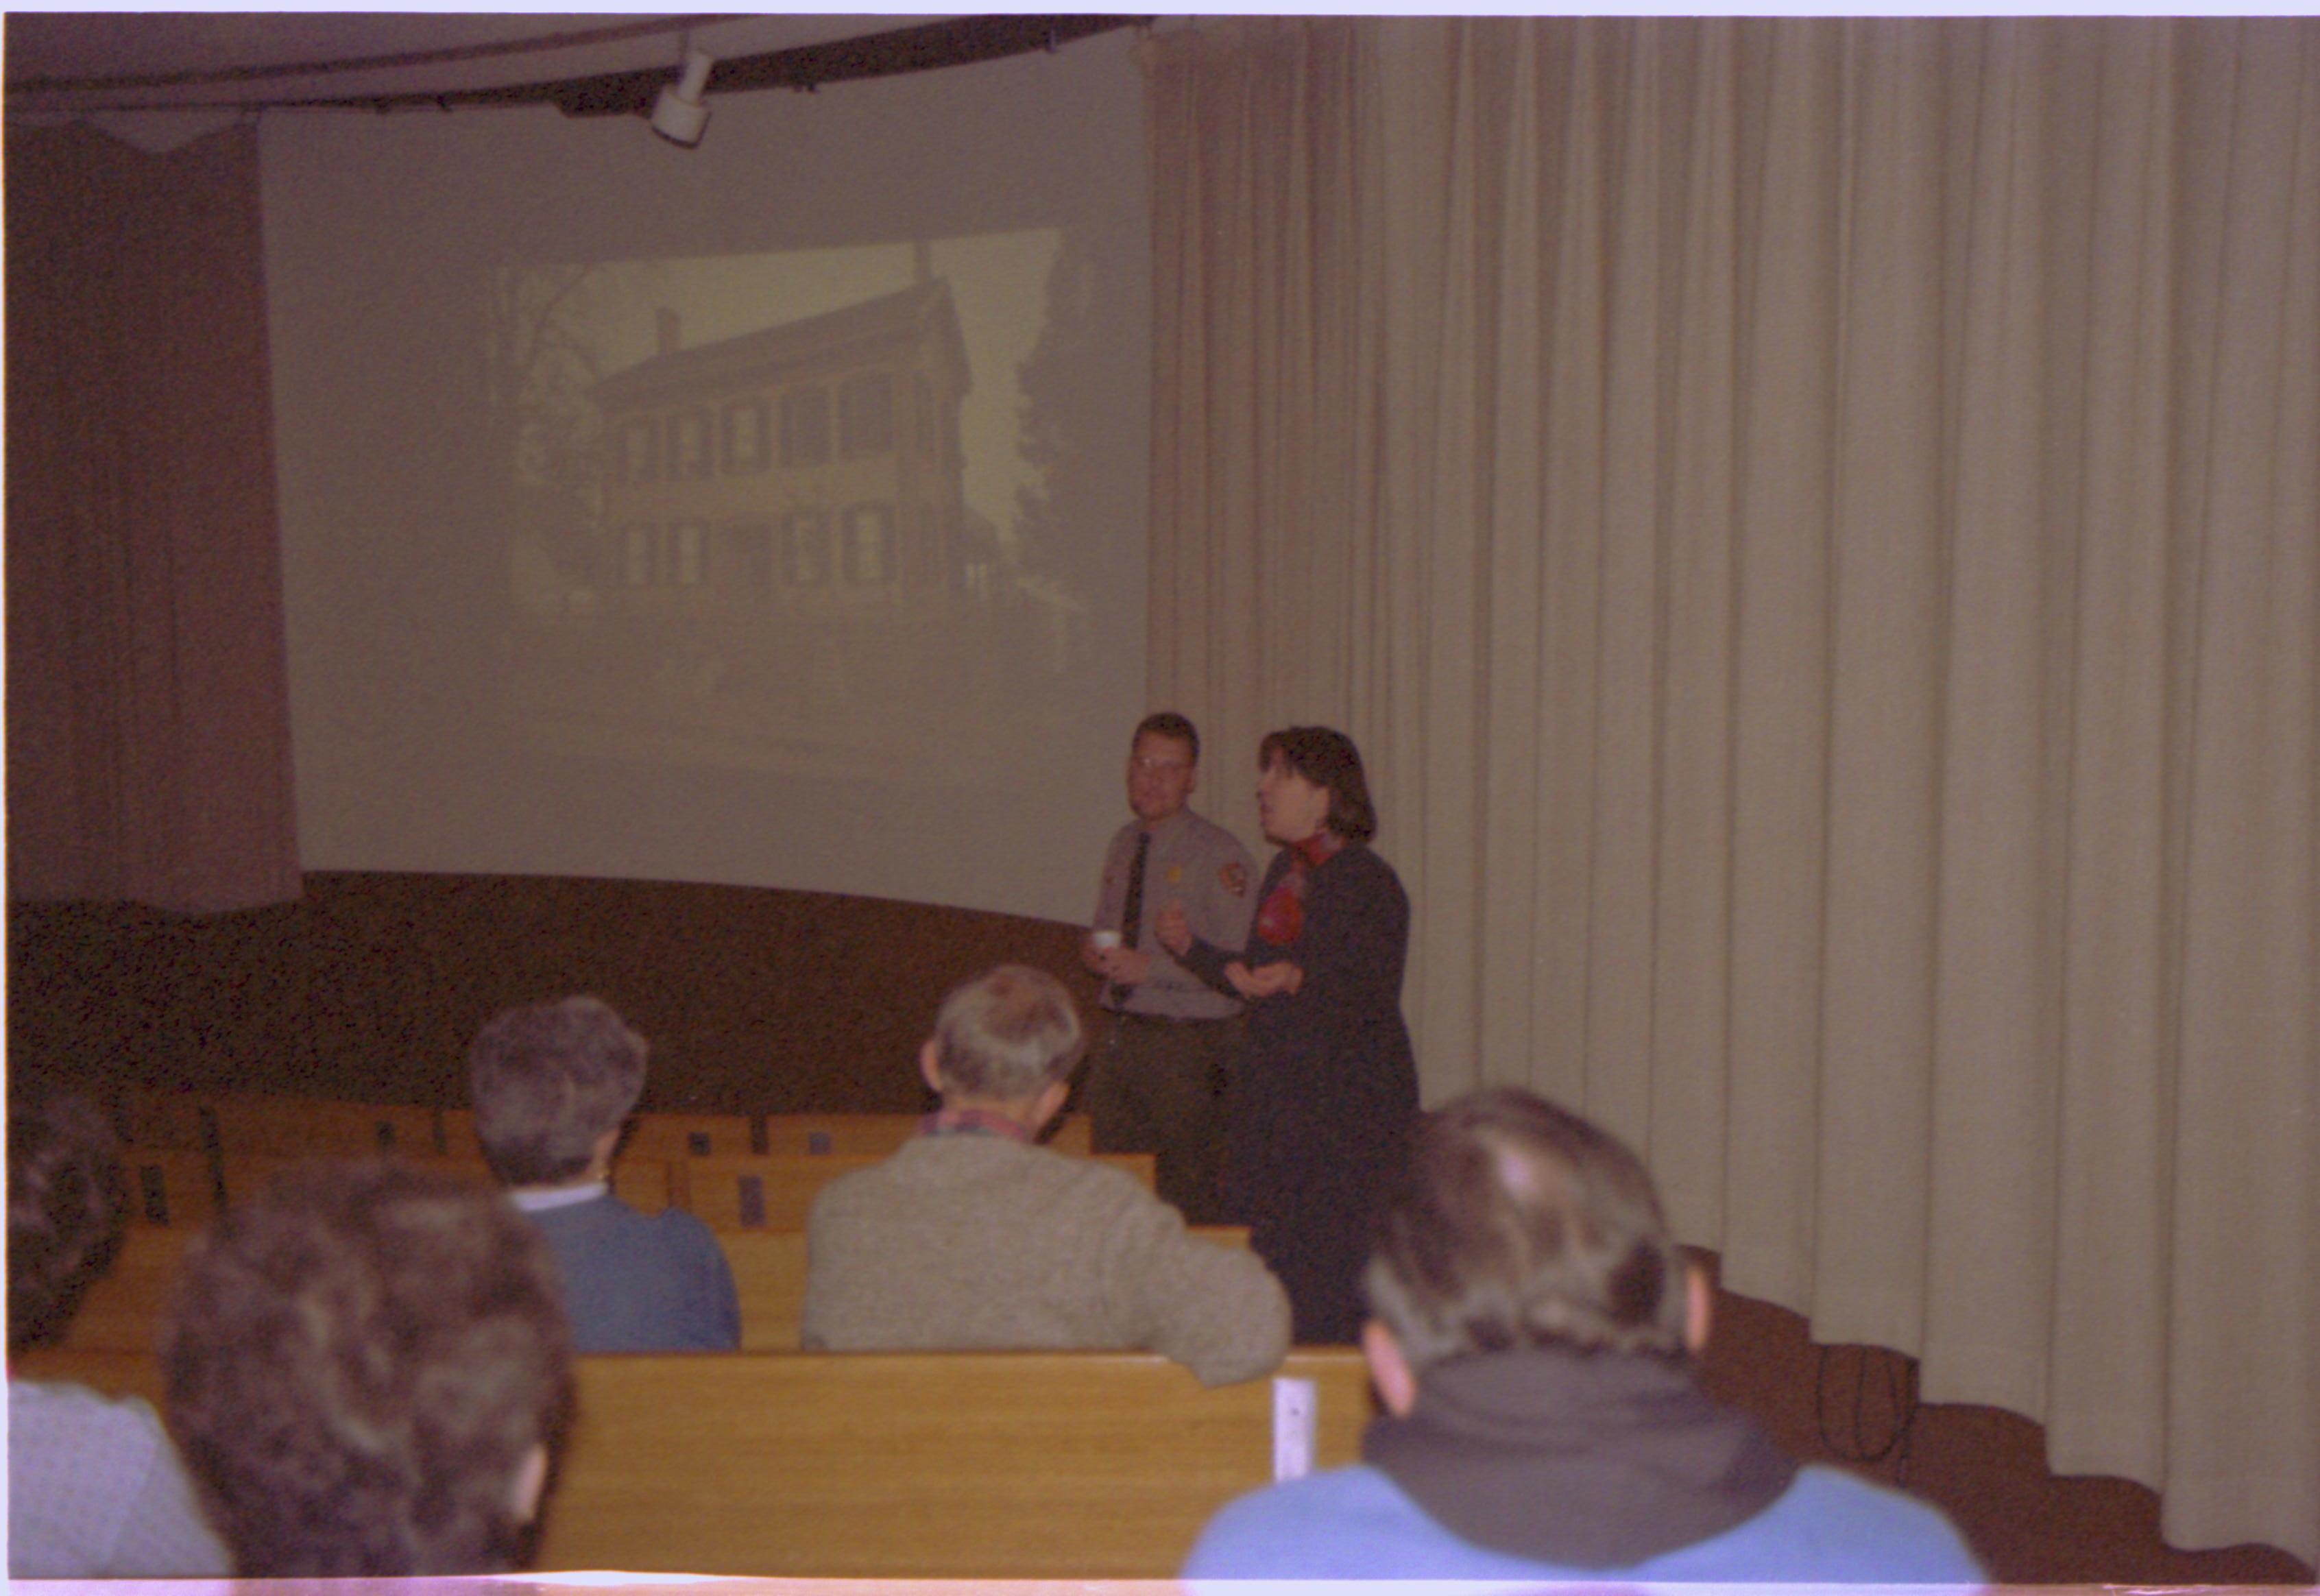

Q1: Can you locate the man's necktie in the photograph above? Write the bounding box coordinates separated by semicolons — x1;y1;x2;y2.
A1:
1107;830;1151;1007
1120;830;1151;949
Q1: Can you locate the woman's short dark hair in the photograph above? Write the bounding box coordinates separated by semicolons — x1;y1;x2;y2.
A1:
468;996;647;1187
163;1160;573;1577
1259;725;1378;843
8;1089;127;1352
1363;1088;1690;1368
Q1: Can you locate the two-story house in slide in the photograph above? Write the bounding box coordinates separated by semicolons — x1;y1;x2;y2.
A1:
593;271;972;616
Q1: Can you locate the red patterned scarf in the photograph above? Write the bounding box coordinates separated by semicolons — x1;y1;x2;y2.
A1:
1252;832;1344;946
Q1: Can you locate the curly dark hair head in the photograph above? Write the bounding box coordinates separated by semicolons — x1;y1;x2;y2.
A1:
468;995;648;1187
1258;725;1379;843
1364;1088;1690;1369
162;1160;574;1576
8;1089;128;1352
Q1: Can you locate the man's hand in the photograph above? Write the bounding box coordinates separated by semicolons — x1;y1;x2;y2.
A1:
1092;945;1156;987
1080;934;1114;975
1225;960;1303;999
1155;901;1194;956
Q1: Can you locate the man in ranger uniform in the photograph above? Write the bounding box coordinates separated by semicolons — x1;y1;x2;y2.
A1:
1080;712;1254;1223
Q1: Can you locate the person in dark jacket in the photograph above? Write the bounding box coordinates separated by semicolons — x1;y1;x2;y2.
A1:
1159;724;1418;1343
470;995;740;1351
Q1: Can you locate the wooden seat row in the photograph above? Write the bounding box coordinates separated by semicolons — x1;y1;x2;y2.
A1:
107;1098;1108;1233
19;1343;1370;1577
61;1221;1245;1357
117;1089;1091;1162
114;1148;1154;1235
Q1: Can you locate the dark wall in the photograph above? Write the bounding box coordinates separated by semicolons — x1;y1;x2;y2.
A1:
8;872;1091;1116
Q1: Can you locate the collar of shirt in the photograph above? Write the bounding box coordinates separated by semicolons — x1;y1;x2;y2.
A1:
1136;807;1201;847
509;1180;610;1212
918;1107;1038;1144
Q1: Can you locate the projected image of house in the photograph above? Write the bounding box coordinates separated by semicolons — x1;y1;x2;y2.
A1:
594;274;970;610
494;241;1088;786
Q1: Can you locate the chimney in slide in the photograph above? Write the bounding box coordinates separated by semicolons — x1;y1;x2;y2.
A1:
657;309;681;356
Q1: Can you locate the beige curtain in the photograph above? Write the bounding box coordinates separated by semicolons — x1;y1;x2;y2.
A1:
1144;16;2316;1566
5;123;301;912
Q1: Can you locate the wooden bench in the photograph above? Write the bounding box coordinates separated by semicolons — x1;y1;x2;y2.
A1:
760;1111;1093;1157
117;1148;219;1229
58;1227;196;1354
16;1342;1370;1577
216;1151;675;1216
112;1087;211;1152
537;1347;1370;1576
204;1095;442;1158
679;1150;1159;1231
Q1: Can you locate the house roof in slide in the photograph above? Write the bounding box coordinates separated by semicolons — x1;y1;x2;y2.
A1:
594;277;972;411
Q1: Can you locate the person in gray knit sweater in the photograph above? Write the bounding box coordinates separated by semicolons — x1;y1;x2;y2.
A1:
799;963;1290;1386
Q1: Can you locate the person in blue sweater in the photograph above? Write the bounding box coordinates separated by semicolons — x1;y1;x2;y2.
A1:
471;995;739;1352
1183;1086;1986;1584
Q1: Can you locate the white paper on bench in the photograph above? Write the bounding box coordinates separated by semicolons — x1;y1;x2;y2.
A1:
1271;1375;1316;1481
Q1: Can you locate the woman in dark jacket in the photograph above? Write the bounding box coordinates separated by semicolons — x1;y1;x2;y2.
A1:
1159;725;1418;1344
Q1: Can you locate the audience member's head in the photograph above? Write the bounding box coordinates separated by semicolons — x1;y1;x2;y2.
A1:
1362;1087;1701;1397
469;995;647;1187
162;1160;573;1576
921;963;1087;1114
8;1088;128;1353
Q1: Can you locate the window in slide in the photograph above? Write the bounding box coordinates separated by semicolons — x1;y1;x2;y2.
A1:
723;398;771;474
620;418;660;484
838;372;895;459
673;410;714;480
670;521;709;586
842;503;897;586
621;524;656;588
723;522;773;595
780;387;831;468
784;510;832;586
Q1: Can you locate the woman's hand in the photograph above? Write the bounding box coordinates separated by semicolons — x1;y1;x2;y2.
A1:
1155;902;1193;956
1226;960;1304;999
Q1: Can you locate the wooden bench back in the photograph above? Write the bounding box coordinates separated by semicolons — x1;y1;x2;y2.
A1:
680;1150;1158;1231
759;1111;1093;1157
213;1151;674;1216
14;1342;1370;1577
56;1227;196;1354
537;1347;1370;1576
205;1096;442;1159
112;1087;211;1152
117;1148;219;1229
619;1111;760;1161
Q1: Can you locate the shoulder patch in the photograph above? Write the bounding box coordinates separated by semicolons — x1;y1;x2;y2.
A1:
1220;861;1248;896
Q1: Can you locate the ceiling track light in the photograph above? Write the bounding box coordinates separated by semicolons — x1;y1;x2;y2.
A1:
650;45;714;147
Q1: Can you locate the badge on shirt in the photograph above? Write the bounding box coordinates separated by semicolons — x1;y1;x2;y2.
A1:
1220;862;1248;896
1166;864;1183;886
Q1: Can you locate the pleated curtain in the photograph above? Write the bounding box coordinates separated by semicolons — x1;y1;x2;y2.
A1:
1143;16;2316;1566
5;122;302;912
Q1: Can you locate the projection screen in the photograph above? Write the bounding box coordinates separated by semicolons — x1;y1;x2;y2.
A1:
261;26;1148;923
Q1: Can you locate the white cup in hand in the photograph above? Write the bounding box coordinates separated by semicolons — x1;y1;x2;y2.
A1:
1090;930;1122;950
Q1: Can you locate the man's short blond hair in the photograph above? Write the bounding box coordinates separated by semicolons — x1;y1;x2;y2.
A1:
928;964;1086;1103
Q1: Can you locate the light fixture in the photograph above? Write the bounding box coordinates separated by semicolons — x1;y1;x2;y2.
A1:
650;45;714;147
